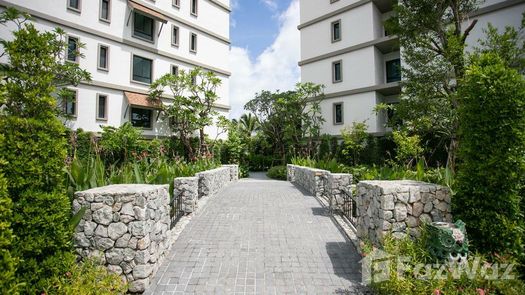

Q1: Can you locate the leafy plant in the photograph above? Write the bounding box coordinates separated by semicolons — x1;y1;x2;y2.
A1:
341;122;369;166
266;166;287;181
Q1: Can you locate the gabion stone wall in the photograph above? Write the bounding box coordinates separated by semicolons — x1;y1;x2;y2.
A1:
222;164;239;181
327;173;353;212
197;167;233;198
173;177;198;214
356;180;452;245
73;184;171;293
287;164;329;198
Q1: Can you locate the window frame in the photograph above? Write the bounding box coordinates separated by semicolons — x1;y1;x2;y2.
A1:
331;19;341;43
190;0;198;16
173;0;180;8
67;0;81;13
132;11;155;43
63;88;78;117
333;102;344;125
330;0;340;3
190;32;197;53
66;35;80;63
96;93;109;121
385;58;401;83
131;54;154;85
171;65;179;76
332;60;342;83
130;107;153;129
99;0;111;23
171;25;180;47
97;44;109;71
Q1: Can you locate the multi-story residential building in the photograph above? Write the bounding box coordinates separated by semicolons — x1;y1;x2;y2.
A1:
0;0;231;138
299;0;525;136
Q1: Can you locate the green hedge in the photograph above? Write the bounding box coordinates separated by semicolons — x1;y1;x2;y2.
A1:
266;166;287;181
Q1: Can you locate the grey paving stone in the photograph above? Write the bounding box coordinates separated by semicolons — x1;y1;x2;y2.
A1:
146;177;370;295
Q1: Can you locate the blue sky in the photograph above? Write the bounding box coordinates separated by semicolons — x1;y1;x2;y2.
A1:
228;0;301;119
230;0;294;59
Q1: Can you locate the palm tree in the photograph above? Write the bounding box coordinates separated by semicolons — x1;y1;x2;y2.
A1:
239;113;259;136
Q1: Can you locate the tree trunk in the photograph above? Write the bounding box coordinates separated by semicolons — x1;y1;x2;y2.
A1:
199;128;208;157
446;136;458;173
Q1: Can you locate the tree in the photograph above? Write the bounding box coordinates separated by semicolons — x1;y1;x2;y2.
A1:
453;53;525;262
244;83;324;163
0;8;91;292
149;68;221;160
388;0;480;172
341;122;368;166
239;113;259;137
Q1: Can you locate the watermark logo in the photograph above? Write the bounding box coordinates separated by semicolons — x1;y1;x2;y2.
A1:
360;249;516;285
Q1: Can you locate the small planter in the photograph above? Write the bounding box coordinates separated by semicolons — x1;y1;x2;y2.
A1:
426;220;469;264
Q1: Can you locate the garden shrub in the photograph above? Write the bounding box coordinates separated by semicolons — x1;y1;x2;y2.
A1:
0;170;18;293
99;123;144;164
266;166;287;180
453;53;525;261
369;231;525;295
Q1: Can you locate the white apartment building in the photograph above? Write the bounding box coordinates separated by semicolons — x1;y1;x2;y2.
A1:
0;0;231;138
299;0;525;136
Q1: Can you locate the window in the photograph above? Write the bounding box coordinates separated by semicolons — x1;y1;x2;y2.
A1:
172;26;179;47
330;0;340;3
171;65;179;76
63;89;77;116
386;58;401;83
67;36;79;63
190;33;197;52
133;12;154;41
68;0;81;12
131;107;152;128
100;0;110;22
332;60;342;83
97;94;108;120
132;55;153;84
173;0;180;8
331;20;341;42
333;103;343;125
191;0;198;16
98;45;109;71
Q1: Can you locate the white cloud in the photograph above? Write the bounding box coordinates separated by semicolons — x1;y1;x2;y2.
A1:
228;0;301;119
261;0;278;11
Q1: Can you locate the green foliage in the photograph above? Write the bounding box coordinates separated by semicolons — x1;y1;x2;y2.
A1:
369;231;525;295
392;130;423;168
0;170;18;294
244;82;325;163
47;259;127;295
453;53;525;261
341;122;369;166
12;190;76;293
266;166;287;181
99;122;143;164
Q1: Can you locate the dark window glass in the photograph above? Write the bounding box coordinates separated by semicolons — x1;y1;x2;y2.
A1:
172;27;179;45
386;59;401;83
67;37;78;62
64;90;76;115
191;0;197;15
132;55;152;84
131;108;152;128
98;95;107;119
171;65;179;76
190;33;197;52
133;12;154;41
101;0;109;20
332;21;340;41
69;0;80;9
333;62;341;82
173;0;180;7
99;46;108;69
191;75;197;85
334;104;343;124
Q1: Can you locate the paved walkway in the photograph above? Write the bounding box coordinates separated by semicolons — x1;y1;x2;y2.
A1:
146;174;367;295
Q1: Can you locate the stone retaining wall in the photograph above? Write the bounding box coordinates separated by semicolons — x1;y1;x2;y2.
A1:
356;180;452;246
287;164;329;198
73;184;171;293
327;173;353;212
197;166;233;199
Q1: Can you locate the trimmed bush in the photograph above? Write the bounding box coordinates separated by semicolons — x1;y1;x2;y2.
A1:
266;166;287;181
454;53;525;260
0;171;18;293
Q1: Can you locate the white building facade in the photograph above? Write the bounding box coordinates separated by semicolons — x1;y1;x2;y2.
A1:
299;0;525;136
0;0;231;138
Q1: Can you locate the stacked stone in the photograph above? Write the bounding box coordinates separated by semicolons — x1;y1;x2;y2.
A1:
356;180;452;246
73;184;171;293
222;164;239;181
197;167;232;198
327;173;353;212
287;164;329;198
173;177;198;214
287;164;296;182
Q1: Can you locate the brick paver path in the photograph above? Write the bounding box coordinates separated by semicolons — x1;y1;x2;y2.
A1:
146;173;367;294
